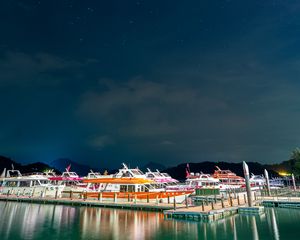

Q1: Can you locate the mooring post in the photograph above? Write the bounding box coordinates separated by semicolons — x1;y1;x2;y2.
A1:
70;190;73;200
243;194;247;204
173;197;176;210
214;194;217;203
243;161;253;207
211;201;214;210
167;195;170;204
32;188;36;198
230;196;233;206
237;195;240;205
292;174;297;191
185;195;188;208
221;198;224;208
114;192;117;203
264;169;271;196
55;188;58;199
128;194;130;202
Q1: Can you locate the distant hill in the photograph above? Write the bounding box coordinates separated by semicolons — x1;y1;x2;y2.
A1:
50;158;103;176
163;161;280;180
0;155;58;174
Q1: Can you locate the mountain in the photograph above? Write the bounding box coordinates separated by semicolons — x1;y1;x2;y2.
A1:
0;156;22;171
50;158;103;176
140;161;166;172
0;156;57;174
163;161;280;180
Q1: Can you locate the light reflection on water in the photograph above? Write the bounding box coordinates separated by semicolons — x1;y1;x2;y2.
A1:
0;202;300;240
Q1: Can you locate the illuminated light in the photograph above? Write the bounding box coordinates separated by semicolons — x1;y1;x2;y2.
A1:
278;171;290;176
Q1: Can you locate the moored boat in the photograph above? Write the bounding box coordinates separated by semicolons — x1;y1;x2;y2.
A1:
82;177;193;203
0;168;64;198
213;166;245;190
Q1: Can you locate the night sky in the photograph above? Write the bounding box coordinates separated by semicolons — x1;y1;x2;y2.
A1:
1;0;300;168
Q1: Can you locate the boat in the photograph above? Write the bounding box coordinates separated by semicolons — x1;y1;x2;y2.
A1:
249;174;266;190
185;172;220;189
0;168;64;198
81;164;193;203
48;166;87;193
212;166;245;190
83;177;192;203
269;177;284;189
145;168;178;184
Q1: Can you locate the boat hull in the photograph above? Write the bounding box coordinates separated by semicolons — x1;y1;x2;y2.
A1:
85;191;193;203
0;186;64;198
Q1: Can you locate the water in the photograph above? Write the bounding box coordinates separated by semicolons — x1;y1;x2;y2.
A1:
0;202;300;240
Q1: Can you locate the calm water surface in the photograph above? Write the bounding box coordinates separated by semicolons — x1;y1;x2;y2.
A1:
0;202;300;240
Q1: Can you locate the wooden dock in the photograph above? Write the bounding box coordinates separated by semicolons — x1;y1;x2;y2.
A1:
260;196;300;209
164;196;255;222
0;195;185;212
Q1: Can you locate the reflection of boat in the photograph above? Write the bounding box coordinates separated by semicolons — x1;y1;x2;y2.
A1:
213;166;245;190
0;168;64;197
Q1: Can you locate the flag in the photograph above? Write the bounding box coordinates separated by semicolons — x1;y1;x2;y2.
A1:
186;168;190;178
66;164;71;172
186;163;190;173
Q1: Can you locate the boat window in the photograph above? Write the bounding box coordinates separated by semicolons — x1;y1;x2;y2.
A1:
7;181;18;187
127;185;135;192
131;170;143;175
120;185;127;192
19;181;31;187
122;171;133;177
39;180;49;185
32;180;40;186
147;173;155;178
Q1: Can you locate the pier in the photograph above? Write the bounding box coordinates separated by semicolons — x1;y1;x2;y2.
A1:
0;194;185;212
164;193;255;222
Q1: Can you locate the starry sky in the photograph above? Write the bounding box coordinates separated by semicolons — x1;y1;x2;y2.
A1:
1;0;300;168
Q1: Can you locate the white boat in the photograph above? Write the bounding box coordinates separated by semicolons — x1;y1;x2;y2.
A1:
269;177;284;189
186;172;220;189
48;167;87;192
0;168;64;198
249;174;265;190
213;166;245;190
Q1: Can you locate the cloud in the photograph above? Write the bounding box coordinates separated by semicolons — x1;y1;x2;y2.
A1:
88;135;114;150
0;51;83;86
77;78;229;138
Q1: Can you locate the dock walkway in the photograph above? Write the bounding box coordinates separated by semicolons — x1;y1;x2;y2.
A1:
0;195;184;212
